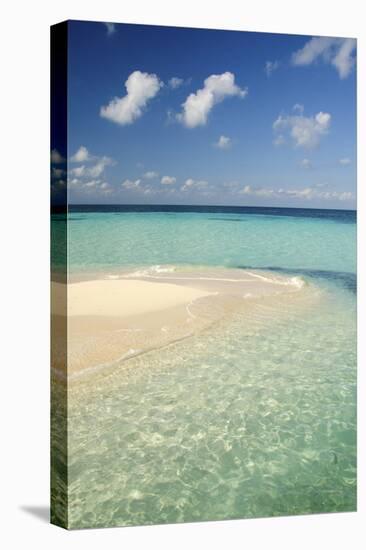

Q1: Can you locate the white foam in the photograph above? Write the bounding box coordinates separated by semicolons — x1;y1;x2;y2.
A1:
117;266;306;297
150;264;176;273
121;264;177;278
290;276;305;289
246;271;305;289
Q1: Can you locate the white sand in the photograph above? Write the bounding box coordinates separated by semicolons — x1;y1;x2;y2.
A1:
51;269;311;379
61;279;213;318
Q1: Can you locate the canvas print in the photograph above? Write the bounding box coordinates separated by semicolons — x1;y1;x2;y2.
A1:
51;20;357;529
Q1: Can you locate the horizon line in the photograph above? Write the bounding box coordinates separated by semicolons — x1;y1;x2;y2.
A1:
64;203;357;212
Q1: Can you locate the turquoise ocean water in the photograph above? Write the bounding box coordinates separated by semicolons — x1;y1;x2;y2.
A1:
55;206;357;528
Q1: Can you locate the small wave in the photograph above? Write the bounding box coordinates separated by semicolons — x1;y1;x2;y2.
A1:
290;276;305;289
122;265;177;278
246;271;305;289
237;265;356;294
118;265;306;291
150;265;177;274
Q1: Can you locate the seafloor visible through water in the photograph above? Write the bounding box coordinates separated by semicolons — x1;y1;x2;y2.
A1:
51;206;356;528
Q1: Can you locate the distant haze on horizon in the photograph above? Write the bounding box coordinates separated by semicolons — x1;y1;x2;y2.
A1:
51;21;357;210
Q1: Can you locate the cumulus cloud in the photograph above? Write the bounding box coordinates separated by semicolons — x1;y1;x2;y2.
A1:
181;178;209;191
70;165;86;178
265;60;279;77
339;157;351;165
240;184;353;202
51;149;65;164
68;177;113;196
68;148;115;197
122;179;141;189
273;108;331;148
285;187;353;201
143;171;159;179
103;22;116;35
168;77;184;89
100;70;163;125
88;156;114;178
292;37;356;79
214;135;232;149
161;175;176;185
240;185;275;198
84;180;99;188
177;72;247;128
70;146;91;163
70;154;113;179
100;182;112;191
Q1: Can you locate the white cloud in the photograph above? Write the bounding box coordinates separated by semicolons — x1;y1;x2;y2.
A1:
88;156;114;178
100;182;113;194
103;23;116;36
239;184;353;202
143;171;159;179
161;175;176;185
68;176;114;197
68;178;80;187
273;109;331;148
71;165;86;177
265;60;279;77
69;154;113;179
332;39;357;79
292;37;334;65
84;180;99;188
121;179;141;189
100;70;163;125
214;135;232;150
181;178;209;191
100;182;111;189
71;146;91;163
240;185;275;198
287;188;354;201
51;149;65;164
292;37;356;79
339;157;351;166
168;77;184;89
300;158;312;169
177;72;247;128
273;134;286;146
68;149;115;198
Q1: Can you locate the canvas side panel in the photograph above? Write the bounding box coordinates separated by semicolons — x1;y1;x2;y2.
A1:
50;21;68;529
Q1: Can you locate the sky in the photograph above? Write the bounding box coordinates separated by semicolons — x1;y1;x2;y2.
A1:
51;21;357;209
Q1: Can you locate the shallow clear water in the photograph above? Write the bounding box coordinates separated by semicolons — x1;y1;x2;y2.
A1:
56;206;357;528
67;207;356;274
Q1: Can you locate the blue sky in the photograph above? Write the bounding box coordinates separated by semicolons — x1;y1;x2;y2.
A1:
51;21;357;208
